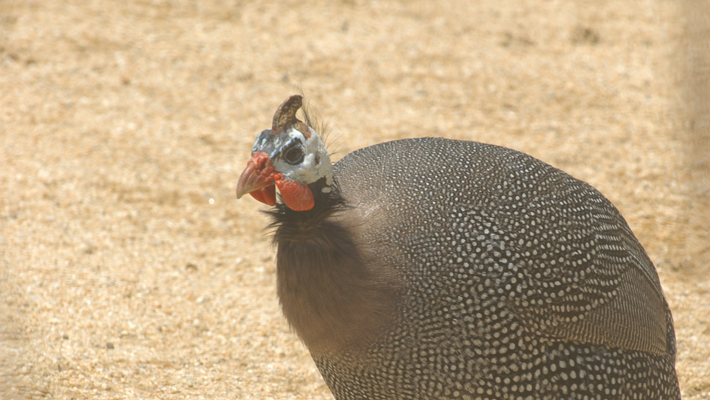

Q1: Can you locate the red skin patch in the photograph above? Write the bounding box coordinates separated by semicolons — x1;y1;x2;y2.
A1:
236;151;315;211
274;173;314;211
249;184;277;207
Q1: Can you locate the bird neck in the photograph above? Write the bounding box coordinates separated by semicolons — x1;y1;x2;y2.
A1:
269;182;399;355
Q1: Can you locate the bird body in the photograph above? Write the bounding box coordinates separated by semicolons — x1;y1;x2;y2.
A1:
237;96;680;399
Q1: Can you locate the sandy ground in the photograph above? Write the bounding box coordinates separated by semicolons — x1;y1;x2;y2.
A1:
1;0;709;399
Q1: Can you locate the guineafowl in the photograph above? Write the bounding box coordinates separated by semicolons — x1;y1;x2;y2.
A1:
236;95;680;399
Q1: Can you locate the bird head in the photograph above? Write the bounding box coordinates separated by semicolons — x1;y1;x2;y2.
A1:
236;95;333;211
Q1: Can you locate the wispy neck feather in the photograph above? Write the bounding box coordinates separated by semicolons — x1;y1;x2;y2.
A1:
265;177;344;235
266;180;400;355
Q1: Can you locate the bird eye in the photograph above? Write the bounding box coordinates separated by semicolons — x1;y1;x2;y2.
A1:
283;146;304;165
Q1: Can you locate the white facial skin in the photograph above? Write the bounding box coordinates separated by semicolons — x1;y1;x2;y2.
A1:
271;126;333;192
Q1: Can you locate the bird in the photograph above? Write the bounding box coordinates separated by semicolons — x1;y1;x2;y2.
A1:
236;95;680;400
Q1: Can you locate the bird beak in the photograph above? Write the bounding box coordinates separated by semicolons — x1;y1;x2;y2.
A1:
236;151;277;206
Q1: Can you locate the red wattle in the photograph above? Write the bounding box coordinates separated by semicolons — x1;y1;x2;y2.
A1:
275;177;315;211
249;184;276;206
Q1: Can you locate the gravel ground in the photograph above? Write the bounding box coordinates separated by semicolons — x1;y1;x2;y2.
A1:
1;0;708;398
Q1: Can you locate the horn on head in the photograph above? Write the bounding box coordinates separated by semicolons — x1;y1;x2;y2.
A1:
271;95;311;138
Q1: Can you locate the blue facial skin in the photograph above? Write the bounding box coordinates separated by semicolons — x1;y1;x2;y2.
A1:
251;129;302;160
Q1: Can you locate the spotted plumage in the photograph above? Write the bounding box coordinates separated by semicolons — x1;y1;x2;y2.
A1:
237;96;680;399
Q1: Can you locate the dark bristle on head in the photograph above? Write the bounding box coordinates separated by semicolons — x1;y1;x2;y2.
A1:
293;92;337;155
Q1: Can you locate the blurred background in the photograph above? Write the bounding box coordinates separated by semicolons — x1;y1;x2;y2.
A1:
1;0;708;398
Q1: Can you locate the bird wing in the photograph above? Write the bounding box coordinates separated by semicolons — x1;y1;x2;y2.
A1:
473;187;669;356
